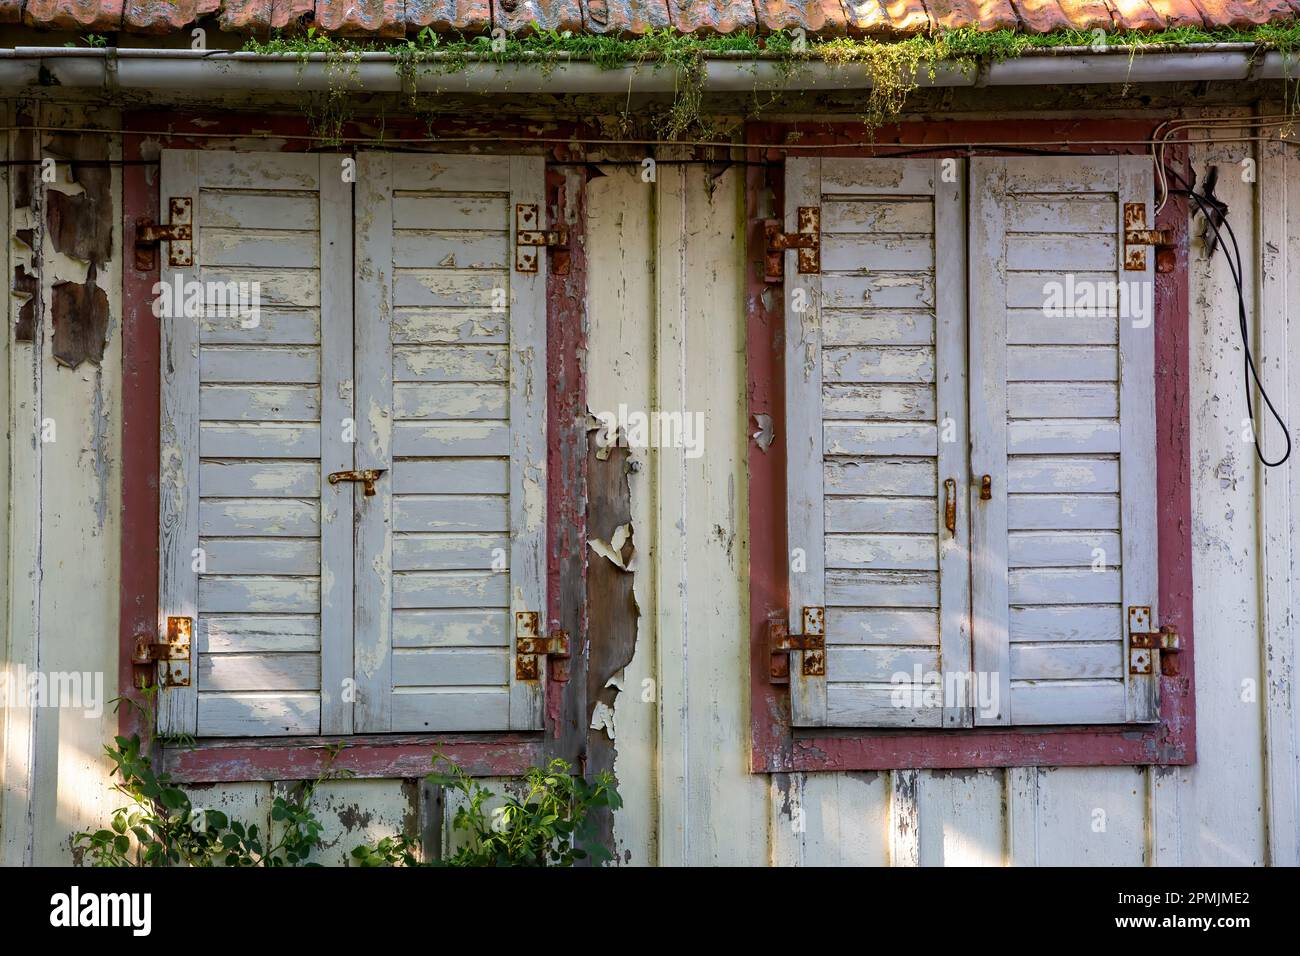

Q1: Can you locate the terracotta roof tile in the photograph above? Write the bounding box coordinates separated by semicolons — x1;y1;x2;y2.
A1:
1009;0;1072;33
843;0;896;34
313;0;404;36
407;0;491;32
926;0;1019;32
24;0;122;28
124;0;218;32
1105;0;1163;31
583;0;672;35
1192;0;1282;28
665;0;758;33
756;0;847;35
269;0;313;28
218;0;268;30
494;0;583;32
1055;0;1112;29
1145;0;1202;26
6;0;1297;39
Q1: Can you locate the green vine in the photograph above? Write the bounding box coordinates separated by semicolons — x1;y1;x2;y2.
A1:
243;24;1300;141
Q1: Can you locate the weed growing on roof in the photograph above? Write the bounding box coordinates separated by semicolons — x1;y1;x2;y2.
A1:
244;24;1300;140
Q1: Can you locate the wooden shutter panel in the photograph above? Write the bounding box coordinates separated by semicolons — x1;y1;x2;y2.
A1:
353;153;547;733
785;158;971;728
969;156;1158;726
158;150;353;737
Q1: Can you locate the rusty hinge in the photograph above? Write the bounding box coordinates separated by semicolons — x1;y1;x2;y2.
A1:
133;616;192;687
515;611;570;681
768;606;826;683
515;203;569;274
135;197;193;271
1123;202;1175;272
328;468;385;497
1128;606;1180;675
763;207;820;282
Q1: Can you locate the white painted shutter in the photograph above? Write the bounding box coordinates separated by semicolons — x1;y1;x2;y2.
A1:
970;156;1158;726
158;150;353;737
785;158;971;728
353;153;547;732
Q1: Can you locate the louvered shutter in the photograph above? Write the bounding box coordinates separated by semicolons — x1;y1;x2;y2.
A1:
970;156;1158;725
352;153;547;732
158;150;353;737
785;158;971;728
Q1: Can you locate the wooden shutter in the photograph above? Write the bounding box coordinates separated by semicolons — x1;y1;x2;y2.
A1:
970;156;1158;726
785;158;971;728
352;153;547;732
158;150;353;737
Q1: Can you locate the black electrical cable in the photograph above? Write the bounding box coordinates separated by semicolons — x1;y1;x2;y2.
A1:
1165;165;1291;468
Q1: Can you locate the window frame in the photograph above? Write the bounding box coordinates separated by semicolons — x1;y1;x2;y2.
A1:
745;119;1196;771
118;112;590;782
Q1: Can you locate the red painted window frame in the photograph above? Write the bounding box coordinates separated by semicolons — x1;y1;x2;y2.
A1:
745;119;1196;772
118;112;589;782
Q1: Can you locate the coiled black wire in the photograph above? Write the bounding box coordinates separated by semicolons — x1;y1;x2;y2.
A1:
1167;166;1291;467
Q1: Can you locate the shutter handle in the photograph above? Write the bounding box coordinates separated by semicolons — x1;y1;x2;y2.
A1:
328;468;386;497
943;478;957;536
979;475;992;501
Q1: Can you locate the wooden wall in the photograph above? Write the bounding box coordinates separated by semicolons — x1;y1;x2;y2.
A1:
0;104;1296;865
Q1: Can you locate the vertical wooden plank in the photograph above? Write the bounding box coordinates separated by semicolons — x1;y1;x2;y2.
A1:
585;166;658;864
1258;130;1299;867
968;158;1010;726
917;770;1004;865
1;103;38;866
352;151;393;732
318;154;354;735
888;768;920;866
783;156;825;726
1184;117;1266;863
1118;156;1159;724
157;148;201;736
934;159;973;727
1147;765;1183;866
1005;766;1039;866
653;158;690;865
508;155;547;731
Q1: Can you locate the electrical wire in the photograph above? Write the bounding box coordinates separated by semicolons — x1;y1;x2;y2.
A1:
1167;164;1291;467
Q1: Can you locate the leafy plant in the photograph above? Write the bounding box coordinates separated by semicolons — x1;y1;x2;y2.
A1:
76;734;331;866
79;735;620;867
431;756;621;867
349;755;622;867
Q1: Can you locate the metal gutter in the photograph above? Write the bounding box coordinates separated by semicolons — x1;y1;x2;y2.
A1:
0;45;1292;96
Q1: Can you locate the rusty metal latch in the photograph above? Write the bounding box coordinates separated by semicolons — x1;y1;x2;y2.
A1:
764;206;821;282
134;616;192;687
135;197;193;271
1123;202;1175;272
515;203;569;274
328;468;385;497
1128;606;1179;675
769;606;826;683
515;611;570;681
